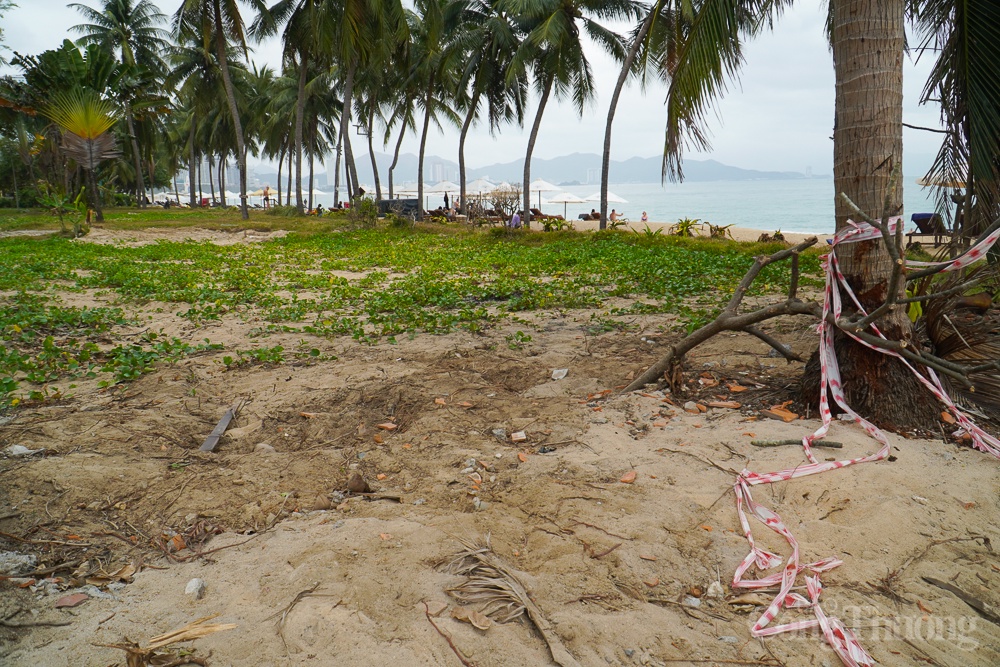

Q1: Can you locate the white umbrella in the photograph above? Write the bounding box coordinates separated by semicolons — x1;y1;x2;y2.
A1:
916;176;965;188
545;192;587;218
529;179;560;208
427;180;461;193
466;178;496;193
585;191;628;204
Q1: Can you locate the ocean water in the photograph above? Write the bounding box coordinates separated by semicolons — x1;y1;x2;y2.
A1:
290;177;940;235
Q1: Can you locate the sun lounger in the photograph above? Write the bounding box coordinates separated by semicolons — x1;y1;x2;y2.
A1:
907;213;951;246
529;208;564;221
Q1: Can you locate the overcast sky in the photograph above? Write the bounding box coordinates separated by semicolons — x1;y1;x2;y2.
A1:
2;0;945;175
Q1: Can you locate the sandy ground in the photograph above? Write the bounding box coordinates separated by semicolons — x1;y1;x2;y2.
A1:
0;226;997;667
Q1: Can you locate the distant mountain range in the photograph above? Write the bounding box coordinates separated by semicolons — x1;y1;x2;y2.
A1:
249;151;826;189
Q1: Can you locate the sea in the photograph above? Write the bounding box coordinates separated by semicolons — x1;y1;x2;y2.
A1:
299;178;939;235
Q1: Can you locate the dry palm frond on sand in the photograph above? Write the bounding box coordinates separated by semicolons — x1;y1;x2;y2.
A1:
444;535;581;667
95;614;236;667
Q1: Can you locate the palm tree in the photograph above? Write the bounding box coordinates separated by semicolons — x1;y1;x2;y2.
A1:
42;88;122;223
70;0;172;208
509;0;639;226
656;0;979;426
449;0;527;216
406;0;463;220
173;0;266;220
254;0;339;213
914;0;1000;238
597;1;678;228
328;0;407;201
70;0;171;73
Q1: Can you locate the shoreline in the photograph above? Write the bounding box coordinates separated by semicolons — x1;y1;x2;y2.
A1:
554;217;833;244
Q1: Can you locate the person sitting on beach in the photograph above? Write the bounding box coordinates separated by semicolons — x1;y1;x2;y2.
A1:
641;211;648;222
589;208;598;220
509;211;521;229
610;209;619;222
315;203;324;216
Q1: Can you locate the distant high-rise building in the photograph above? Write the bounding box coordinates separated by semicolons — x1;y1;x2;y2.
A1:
586;168;600;184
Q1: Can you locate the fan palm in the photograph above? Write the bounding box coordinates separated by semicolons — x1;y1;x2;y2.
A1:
42;89;122;222
70;0;172;207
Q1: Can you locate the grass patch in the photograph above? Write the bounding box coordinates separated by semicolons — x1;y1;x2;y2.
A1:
0;214;823;405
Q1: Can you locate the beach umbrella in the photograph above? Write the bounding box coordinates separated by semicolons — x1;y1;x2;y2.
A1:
427;180;460;193
529;179;560;208
585;191;628;204
916;176;965;188
545;192;587;218
248;189;265;197
466;178;496;194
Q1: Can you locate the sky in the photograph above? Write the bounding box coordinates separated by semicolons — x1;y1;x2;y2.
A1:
1;0;946;176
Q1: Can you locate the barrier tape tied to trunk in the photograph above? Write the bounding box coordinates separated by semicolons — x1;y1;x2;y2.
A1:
731;219;1000;666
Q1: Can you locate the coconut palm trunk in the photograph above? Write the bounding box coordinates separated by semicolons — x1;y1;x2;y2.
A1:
294;59;308;214
388;119;407;200
417;77;435;221
803;0;939;428
522;75;553;227
338;58;361;199
125;106;146;208
334;132;342;205
600;10;655;229
308;152;315;211
212;1;249;219
344;131;355;196
367;106;382;201
458;90;481;216
188;121;197;207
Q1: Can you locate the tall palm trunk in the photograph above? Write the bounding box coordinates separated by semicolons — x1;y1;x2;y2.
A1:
522;76;553;227
286;149;293;205
804;0;936;428
213;1;249;219
458;90;481;216
86;140;104;222
417;76;435;221
344;132;355;196
277;144;284;204
196;152;202;204
334;131;342;205
208;154;216;203
388;116;407;200
11;162;19;208
367;106;382;201
338;58;360;199
308;151;315;211
600;10;655;229
294;58;308;214
125;106;146;208
219;158;225;205
188;121;197;207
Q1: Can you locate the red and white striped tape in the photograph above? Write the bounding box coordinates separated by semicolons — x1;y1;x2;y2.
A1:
729;218;1000;666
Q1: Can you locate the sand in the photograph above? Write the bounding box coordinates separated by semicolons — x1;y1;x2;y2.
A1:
0;226;995;667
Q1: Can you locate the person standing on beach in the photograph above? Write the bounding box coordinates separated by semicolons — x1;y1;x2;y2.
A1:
641;211;648;222
610;209;619;222
263;185;271;209
444;192;449;209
